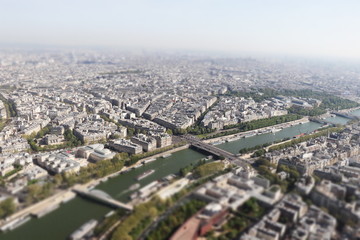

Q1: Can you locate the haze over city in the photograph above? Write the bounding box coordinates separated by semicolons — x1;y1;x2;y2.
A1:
2;0;360;59
1;1;360;240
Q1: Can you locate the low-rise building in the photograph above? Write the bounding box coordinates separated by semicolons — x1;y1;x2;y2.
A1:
43;134;65;145
310;180;360;224
291;206;337;240
0;164;14;177
194;168;270;210
170;203;228;240
131;134;156;152
22;164;48;180
35;151;81;174
150;132;172;148
242;194;307;240
108;139;142;154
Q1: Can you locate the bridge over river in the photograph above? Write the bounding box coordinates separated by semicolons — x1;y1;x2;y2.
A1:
182;134;248;167
73;186;133;211
331;111;360;120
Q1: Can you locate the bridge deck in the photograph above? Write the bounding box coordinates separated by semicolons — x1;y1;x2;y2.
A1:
332;112;358;120
182;135;247;167
309;117;335;125
73;186;133;211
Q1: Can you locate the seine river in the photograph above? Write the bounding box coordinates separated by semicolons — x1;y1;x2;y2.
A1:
2;110;359;240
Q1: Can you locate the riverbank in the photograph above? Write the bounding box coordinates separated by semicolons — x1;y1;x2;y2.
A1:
313;106;360;120
3;110;357;239
241;125;345;161
80;117;315;193
336;106;360;113
0;144;191;231
0;115;331;231
2;107;356;233
84;144;191;190
0;190;76;231
204;117;309;144
0;111;346;230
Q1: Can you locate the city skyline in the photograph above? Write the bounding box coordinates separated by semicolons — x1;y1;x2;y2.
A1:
2;2;360;239
1;0;360;60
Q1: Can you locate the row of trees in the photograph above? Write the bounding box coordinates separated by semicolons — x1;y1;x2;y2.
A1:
201;128;243;140
93;209;127;238
225;88;359;116
0;164;22;180
25;182;55;205
253;158;300;192
288;106;326;116
57;153;126;188
223;114;302;130
0;198;16;219
24;139;188;206
23;141;188;207
281;89;359;110
179;158;226;178
239;138;290;157
239;143;272;155
194;161;225;178
104;165;233;239
63;129;83;146
0;119;9;132
200;115;302;140
27;128;83;152
124;142;187;166
185;125;215;135
179;159;208;177
184;99;220;135
0;93;17;117
239;198;265;218
268;126;344;152
111;197;170;240
198;88;357;139
208;214;249;240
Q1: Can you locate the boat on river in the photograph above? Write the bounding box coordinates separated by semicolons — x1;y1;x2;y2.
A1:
244;132;256;138
69;219;98;240
294;133;306;138
136;169;155;181
132;164;143;169
271;128;282;133
142;158;156;164
129;183;140;191
0;215;31;232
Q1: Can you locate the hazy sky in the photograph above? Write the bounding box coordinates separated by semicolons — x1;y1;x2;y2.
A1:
1;0;360;59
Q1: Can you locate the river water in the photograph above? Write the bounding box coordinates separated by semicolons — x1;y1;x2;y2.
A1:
2;109;360;240
217;121;322;154
1;149;207;240
96;149;207;202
